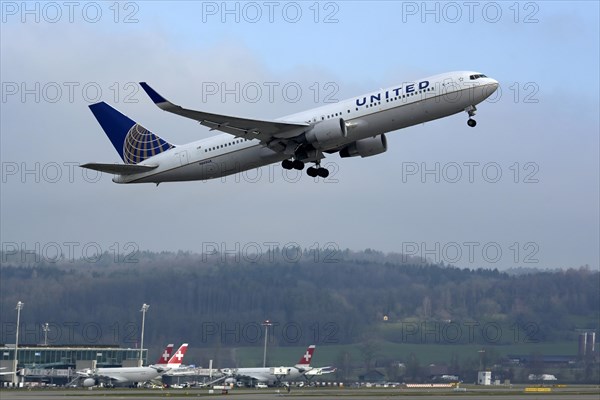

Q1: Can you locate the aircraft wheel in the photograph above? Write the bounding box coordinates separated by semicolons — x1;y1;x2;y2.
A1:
306;167;318;177
282;159;293;169
467;118;477;127
292;160;305;170
317;168;329;178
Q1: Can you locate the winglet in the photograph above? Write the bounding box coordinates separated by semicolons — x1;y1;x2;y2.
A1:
139;82;169;105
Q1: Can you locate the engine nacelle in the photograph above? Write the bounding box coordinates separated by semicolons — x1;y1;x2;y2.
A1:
339;134;387;158
82;378;97;387
305;118;348;148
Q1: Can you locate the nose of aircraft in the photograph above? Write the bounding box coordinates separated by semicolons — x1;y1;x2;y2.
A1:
488;78;499;92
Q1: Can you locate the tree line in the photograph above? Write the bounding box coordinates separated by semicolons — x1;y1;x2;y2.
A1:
1;248;597;364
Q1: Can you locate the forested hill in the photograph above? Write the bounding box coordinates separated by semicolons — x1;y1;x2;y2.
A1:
1;249;598;353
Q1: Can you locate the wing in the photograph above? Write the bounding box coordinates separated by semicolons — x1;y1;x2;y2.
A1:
97;374;129;383
139;82;310;147
243;374;268;383
233;371;266;382
304;366;336;376
80;163;158;175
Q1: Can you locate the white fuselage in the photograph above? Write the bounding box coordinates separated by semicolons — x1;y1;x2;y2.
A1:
80;366;163;386
223;366;307;385
115;71;498;183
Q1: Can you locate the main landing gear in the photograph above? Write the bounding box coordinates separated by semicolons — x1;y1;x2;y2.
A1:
281;159;329;178
281;159;304;170
465;105;477;127
307;165;329;178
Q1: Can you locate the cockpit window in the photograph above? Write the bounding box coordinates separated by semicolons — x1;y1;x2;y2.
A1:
469;74;488;80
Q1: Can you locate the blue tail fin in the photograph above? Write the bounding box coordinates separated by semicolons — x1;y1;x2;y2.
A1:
89;102;175;164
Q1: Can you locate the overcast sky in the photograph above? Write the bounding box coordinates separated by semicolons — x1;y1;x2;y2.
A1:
1;1;598;269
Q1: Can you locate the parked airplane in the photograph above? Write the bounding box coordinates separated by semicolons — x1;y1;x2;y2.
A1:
82;71;498;183
221;344;334;386
78;343;188;387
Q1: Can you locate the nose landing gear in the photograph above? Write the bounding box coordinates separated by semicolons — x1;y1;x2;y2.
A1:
465;105;477;127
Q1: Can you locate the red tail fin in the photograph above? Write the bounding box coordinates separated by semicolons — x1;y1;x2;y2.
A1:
155;344;174;365
168;343;188;366
296;345;315;367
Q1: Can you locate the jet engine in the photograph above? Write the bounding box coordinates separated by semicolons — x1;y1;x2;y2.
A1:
339;134;387;158
224;377;237;385
305;118;348;148
82;378;97;387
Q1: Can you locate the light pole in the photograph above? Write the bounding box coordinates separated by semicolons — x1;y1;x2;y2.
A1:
42;323;50;346
14;301;24;385
139;303;149;367
261;320;272;368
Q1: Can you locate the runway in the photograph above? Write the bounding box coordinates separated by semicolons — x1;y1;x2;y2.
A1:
1;386;599;400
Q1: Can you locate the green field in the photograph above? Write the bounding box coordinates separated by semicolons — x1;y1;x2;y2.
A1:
232;341;577;367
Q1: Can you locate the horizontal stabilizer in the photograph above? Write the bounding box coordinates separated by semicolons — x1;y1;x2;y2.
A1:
80;163;158;175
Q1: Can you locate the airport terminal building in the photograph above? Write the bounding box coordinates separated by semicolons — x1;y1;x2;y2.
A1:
0;344;147;386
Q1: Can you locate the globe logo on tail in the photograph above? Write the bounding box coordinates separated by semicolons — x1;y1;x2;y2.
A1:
123;124;174;164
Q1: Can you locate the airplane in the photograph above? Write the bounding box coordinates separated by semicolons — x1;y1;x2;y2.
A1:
221;344;334;386
82;71;499;183
78;343;187;388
